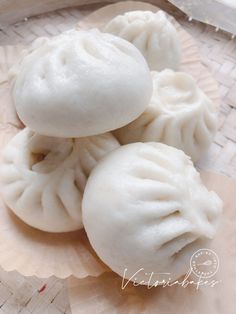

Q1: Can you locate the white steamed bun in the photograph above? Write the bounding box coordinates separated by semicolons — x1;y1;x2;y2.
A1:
104;10;181;71
12;29;152;138
82;143;222;285
0;128;120;232
114;70;218;162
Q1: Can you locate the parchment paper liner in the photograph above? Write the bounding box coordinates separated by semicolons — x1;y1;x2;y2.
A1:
0;199;108;278
0;1;219;279
67;172;236;314
0;45;25;129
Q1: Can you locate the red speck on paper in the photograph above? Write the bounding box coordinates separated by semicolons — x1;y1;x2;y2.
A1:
38;284;47;293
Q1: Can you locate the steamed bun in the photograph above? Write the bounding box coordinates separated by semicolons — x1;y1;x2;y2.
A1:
82;143;222;285
12;29;152;137
0;128;119;232
114;70;218;162
104;10;181;71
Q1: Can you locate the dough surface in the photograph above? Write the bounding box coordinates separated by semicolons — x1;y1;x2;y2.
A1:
12;29;152;137
82;143;222;284
114;70;218;162
104;10;181;71
0;128;120;232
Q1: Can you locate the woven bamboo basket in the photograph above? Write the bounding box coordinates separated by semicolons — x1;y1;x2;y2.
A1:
0;0;235;313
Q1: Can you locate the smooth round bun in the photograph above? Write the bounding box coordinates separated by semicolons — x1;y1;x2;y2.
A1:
0;128;119;232
104;10;181;71
12;29;152;137
82;143;222;285
114;70;218;162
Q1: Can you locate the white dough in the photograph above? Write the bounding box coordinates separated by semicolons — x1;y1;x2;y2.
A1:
0;128;120;232
12;29;152;137
104;10;181;71
114;70;218;162
82;143;222;285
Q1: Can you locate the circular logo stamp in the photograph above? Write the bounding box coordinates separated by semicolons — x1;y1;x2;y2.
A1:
190;249;219;278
